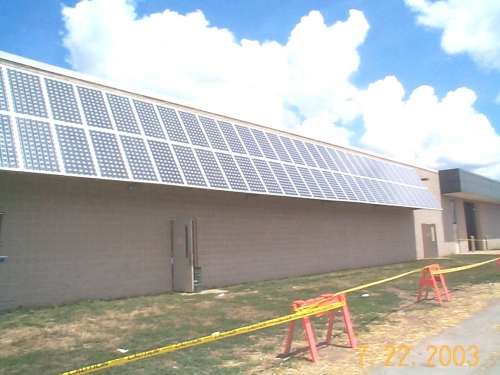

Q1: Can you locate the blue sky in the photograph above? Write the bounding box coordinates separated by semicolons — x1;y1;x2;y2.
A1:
1;0;499;178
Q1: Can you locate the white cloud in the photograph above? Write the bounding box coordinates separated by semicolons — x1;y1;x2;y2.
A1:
62;0;368;144
405;0;500;71
358;76;500;176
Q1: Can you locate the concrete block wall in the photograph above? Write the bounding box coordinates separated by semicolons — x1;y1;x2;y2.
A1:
0;170;417;311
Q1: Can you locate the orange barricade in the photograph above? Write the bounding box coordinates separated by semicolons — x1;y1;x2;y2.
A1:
417;264;451;305
283;293;356;363
496;255;500;275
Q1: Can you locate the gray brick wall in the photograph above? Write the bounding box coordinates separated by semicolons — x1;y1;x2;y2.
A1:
0;171;416;311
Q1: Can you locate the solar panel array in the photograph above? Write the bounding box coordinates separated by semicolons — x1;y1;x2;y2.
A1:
0;62;440;209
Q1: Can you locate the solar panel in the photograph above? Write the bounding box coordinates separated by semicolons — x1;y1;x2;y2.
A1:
147;140;183;184
355;176;376;203
396;166;409;185
322;171;348;200
337;150;358;175
297;167;324;198
316;144;339;171
8;69;47;118
235;124;262;157
362;178;387;204
235;156;266;192
218;121;246;154
179;111;209;147
120;136;157;181
280;136;304;165
269;161;298;195
0;58;441;210
133;100;165;139
107;94;140;134
252;159;282;194
378;160;394;182
284;164;311;197
0;114;17;167
292;139;317;167
265;132;291;163
347;153;365;177
344;174;368;202
199;116;228;151
251;128;277;160
387;164;403;184
172;145;206;186
402;184;418;207
216;152;247;191
385;163;401;184
333;173;358;201
386;182;403;205
0;67;8;111
362;157;380;179
45;79;82;124
89;130;128;178
380;181;397;205
77;86;112;129
310;169;336;199
399;167;415;186
195;149;228;189
17;118;59;172
355;155;375;178
305;142;327;169
327;148;348;173
396;184;412;206
55;125;96;176
157;106;189;143
374;180;392;204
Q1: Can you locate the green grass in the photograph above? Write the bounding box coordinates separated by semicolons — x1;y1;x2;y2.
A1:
0;254;498;375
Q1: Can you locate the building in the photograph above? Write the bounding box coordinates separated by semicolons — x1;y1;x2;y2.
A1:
439;169;500;253
0;51;493;311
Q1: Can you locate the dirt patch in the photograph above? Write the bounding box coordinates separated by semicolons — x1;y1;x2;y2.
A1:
266;283;500;374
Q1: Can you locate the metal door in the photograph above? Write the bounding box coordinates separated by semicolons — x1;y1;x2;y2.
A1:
422;224;438;258
171;219;197;292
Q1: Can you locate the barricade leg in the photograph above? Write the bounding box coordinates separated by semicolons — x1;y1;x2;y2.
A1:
417;282;425;302
436;274;451;302
324;310;335;345
431;275;443;305
339;294;357;348
302;316;319;363
283;320;295;355
417;276;431;302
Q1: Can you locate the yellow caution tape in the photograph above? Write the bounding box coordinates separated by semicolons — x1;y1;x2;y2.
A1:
61;300;345;375
295;268;425;312
430;257;498;275
334;268;425;296
62;255;499;374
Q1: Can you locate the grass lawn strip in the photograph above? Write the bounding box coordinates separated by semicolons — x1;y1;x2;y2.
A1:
0;253;499;374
